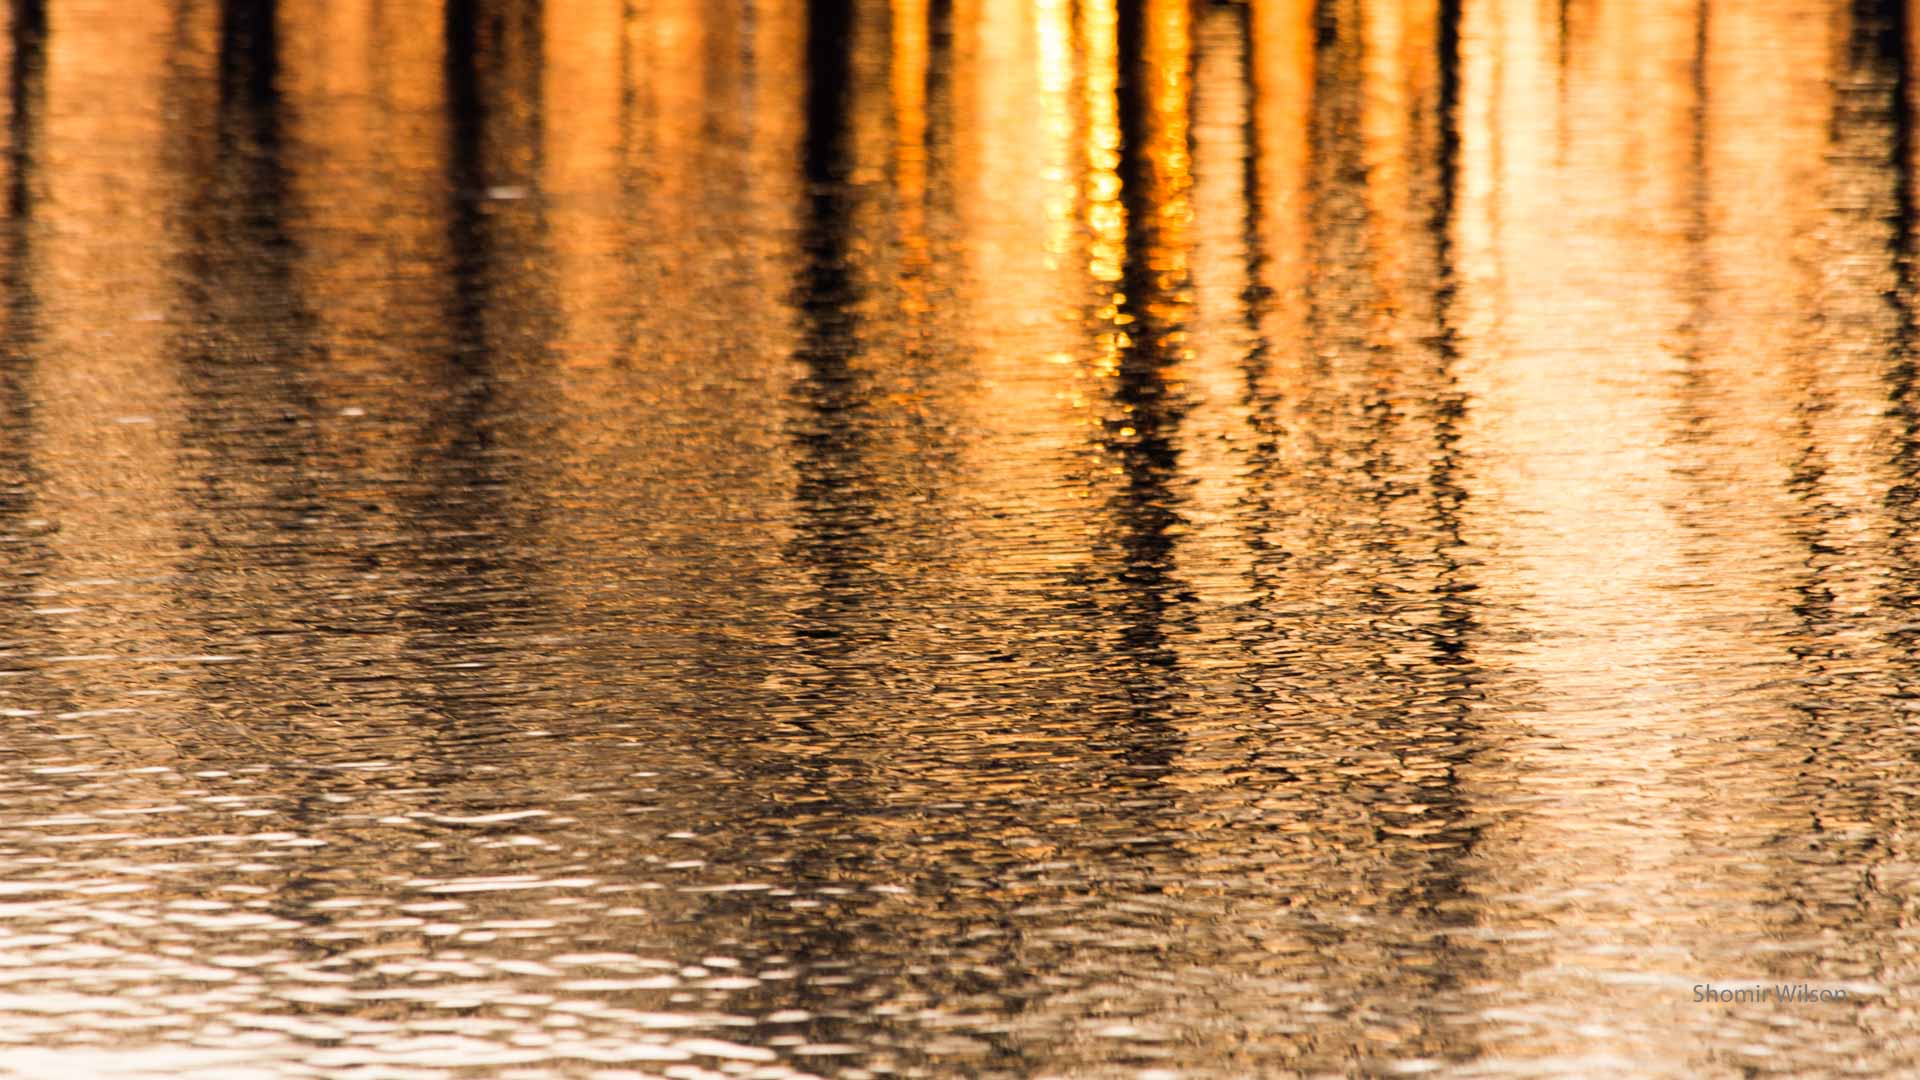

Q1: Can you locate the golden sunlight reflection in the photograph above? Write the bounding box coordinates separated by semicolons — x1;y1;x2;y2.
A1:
31;1;190;713
0;1;1915;1076
1082;0;1124;295
890;0;929;218
1452;0;1900;1072
1248;0;1314;398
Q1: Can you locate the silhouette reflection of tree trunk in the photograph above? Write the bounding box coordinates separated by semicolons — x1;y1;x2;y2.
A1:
926;0;954;215
1429;0;1472;675
785;0;886;725
1810;0;1920;992
172;0;325;771
1869;0;1920;999
4;0;41;226
0;0;61;745
1099;0;1193;779
1404;0;1492;1040
445;0;544;365
740;0;887;1016
2;0;42;434
1888;1;1920;603
168;0;354;937
408;0;552;780
1879;0;1920;654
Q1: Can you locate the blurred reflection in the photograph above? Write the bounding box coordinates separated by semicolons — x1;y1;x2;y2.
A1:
1097;0;1192;763
0;1;1912;1077
0;0;42;470
788;0;876;682
0;0;45;754
3;0;40;222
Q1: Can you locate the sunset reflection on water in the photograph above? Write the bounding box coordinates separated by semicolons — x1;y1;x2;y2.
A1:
0;0;1914;1076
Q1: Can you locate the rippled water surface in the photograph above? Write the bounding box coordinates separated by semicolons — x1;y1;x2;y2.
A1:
2;0;1919;1075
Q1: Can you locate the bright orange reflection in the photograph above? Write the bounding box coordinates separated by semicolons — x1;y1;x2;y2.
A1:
1083;0;1124;296
0;3;1914;1077
1249;0;1313;395
32;2;190;683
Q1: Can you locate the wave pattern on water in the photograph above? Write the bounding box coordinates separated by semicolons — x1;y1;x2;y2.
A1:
0;0;1914;1076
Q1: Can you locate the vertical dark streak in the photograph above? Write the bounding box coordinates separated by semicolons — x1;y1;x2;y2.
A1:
0;0;54;757
0;0;43;548
396;0;550;778
2;0;44;387
774;12;894;932
1412;0;1489;1016
1879;0;1915;359
429;0;550;583
925;0;954;207
1233;0;1282;553
182;0;340;928
444;0;492;368
1429;0;1470;672
5;0;43;223
1871;0;1920;930
1104;0;1190;771
210;0;293;295
1891;0;1915;292
788;0;875;669
738;0;896;1009
219;0;279;144
1797;0;1919;967
185;0;312;610
1876;0;1920;685
805;0;853;190
1435;0;1461;272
